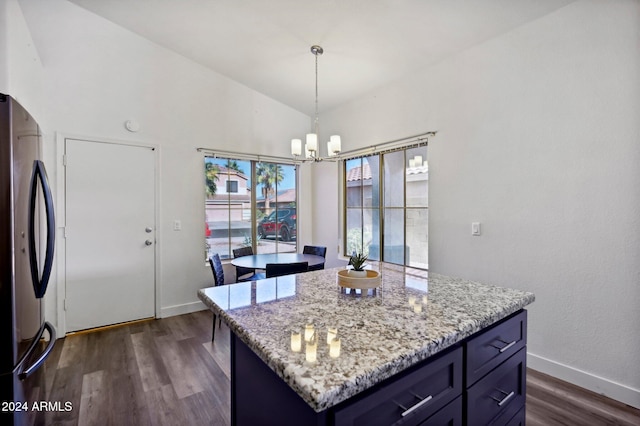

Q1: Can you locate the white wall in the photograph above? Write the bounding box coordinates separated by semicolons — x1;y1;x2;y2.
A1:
319;0;640;408
0;0;43;116
17;0;311;325
0;0;7;92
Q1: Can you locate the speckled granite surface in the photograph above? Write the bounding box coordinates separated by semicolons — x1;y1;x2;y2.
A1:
197;262;535;412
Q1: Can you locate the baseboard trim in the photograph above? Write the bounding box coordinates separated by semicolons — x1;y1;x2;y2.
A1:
528;352;640;409
160;301;207;318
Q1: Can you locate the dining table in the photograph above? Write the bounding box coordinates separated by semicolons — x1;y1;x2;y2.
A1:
230;252;325;270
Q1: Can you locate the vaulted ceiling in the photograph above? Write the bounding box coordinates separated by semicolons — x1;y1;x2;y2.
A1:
68;0;574;115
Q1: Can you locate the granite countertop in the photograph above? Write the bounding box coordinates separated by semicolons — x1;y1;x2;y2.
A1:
197;262;535;412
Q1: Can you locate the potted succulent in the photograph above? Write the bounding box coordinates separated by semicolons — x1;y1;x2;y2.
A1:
337;252;381;290
348;252;368;277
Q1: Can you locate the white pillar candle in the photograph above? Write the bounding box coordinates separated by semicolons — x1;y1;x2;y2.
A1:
409;159;416;168
422;295;429;304
291;331;302;352
329;338;341;358
326;327;337;344
408;296;416;306
304;324;315;342
414;155;423;167
306;339;317;362
413;303;422;313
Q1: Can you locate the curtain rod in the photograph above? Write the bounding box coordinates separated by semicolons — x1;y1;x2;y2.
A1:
196;148;298;165
197;131;436;164
335;131;436;160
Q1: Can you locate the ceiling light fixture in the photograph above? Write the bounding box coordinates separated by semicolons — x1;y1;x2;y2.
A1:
291;45;341;162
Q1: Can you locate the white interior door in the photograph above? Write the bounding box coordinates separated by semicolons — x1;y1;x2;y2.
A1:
65;138;156;332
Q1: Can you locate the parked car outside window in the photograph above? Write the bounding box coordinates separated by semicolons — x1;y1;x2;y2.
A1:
257;208;296;242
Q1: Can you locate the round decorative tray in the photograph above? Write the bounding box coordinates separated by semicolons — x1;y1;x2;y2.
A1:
336;269;381;289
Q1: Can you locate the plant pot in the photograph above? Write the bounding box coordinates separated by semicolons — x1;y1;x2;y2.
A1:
347;269;367;278
337;269;381;289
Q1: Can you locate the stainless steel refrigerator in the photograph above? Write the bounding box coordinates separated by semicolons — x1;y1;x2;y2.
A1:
0;93;56;426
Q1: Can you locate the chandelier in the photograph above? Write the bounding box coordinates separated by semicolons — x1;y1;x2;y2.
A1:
291;45;341;162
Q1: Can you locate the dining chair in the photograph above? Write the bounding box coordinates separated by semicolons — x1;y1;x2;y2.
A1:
208;253;225;341
265;261;309;278
232;246;265;281
303;245;327;271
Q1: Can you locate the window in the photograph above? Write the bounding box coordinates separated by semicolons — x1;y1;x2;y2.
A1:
205;157;297;260
344;145;428;269
255;162;297;255
226;180;238;193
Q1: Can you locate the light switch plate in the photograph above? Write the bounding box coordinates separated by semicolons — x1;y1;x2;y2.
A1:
472;222;481;236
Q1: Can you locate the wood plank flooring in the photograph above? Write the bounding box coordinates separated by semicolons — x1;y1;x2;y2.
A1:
526;369;640;426
31;311;639;425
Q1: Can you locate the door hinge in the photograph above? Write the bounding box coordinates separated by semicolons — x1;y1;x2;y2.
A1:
63;227;68;238
63;299;67;311
62;154;67;167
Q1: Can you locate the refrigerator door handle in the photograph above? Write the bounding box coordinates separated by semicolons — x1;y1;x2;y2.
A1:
16;322;56;380
28;160;55;298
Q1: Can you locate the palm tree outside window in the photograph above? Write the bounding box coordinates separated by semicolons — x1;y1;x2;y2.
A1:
205;157;297;260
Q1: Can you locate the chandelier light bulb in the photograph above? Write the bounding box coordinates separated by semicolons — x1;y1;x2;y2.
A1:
291;139;302;156
327;141;334;157
330;135;341;154
306;133;318;153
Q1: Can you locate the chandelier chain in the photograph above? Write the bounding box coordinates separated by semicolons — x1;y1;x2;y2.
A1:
314;50;319;134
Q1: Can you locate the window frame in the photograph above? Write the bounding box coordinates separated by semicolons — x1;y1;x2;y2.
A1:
204;154;299;261
342;141;428;269
226;180;239;193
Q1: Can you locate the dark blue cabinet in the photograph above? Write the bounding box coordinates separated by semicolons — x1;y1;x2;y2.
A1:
419;396;463;425
465;348;526;425
333;346;463;425
466;310;527;386
464;311;527;426
230;310;528;426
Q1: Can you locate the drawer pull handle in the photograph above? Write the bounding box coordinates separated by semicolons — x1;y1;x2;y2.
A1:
491;339;517;353
492;389;515;406
399;394;433;417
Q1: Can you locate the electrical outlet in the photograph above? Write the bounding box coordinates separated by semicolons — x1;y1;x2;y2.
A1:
173;220;182;231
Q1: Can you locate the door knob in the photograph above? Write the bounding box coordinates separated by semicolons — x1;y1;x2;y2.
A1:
145;239;153;246
145;227;153;233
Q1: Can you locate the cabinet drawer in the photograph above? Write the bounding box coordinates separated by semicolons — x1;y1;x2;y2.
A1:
466;310;527;386
334;346;463;426
504;406;525;426
466;347;526;426
418;396;462;426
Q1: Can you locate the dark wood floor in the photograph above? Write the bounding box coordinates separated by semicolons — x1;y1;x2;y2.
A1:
526;369;640;426
31;311;639;425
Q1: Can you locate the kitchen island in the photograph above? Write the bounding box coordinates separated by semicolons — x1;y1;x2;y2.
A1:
198;262;535;425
